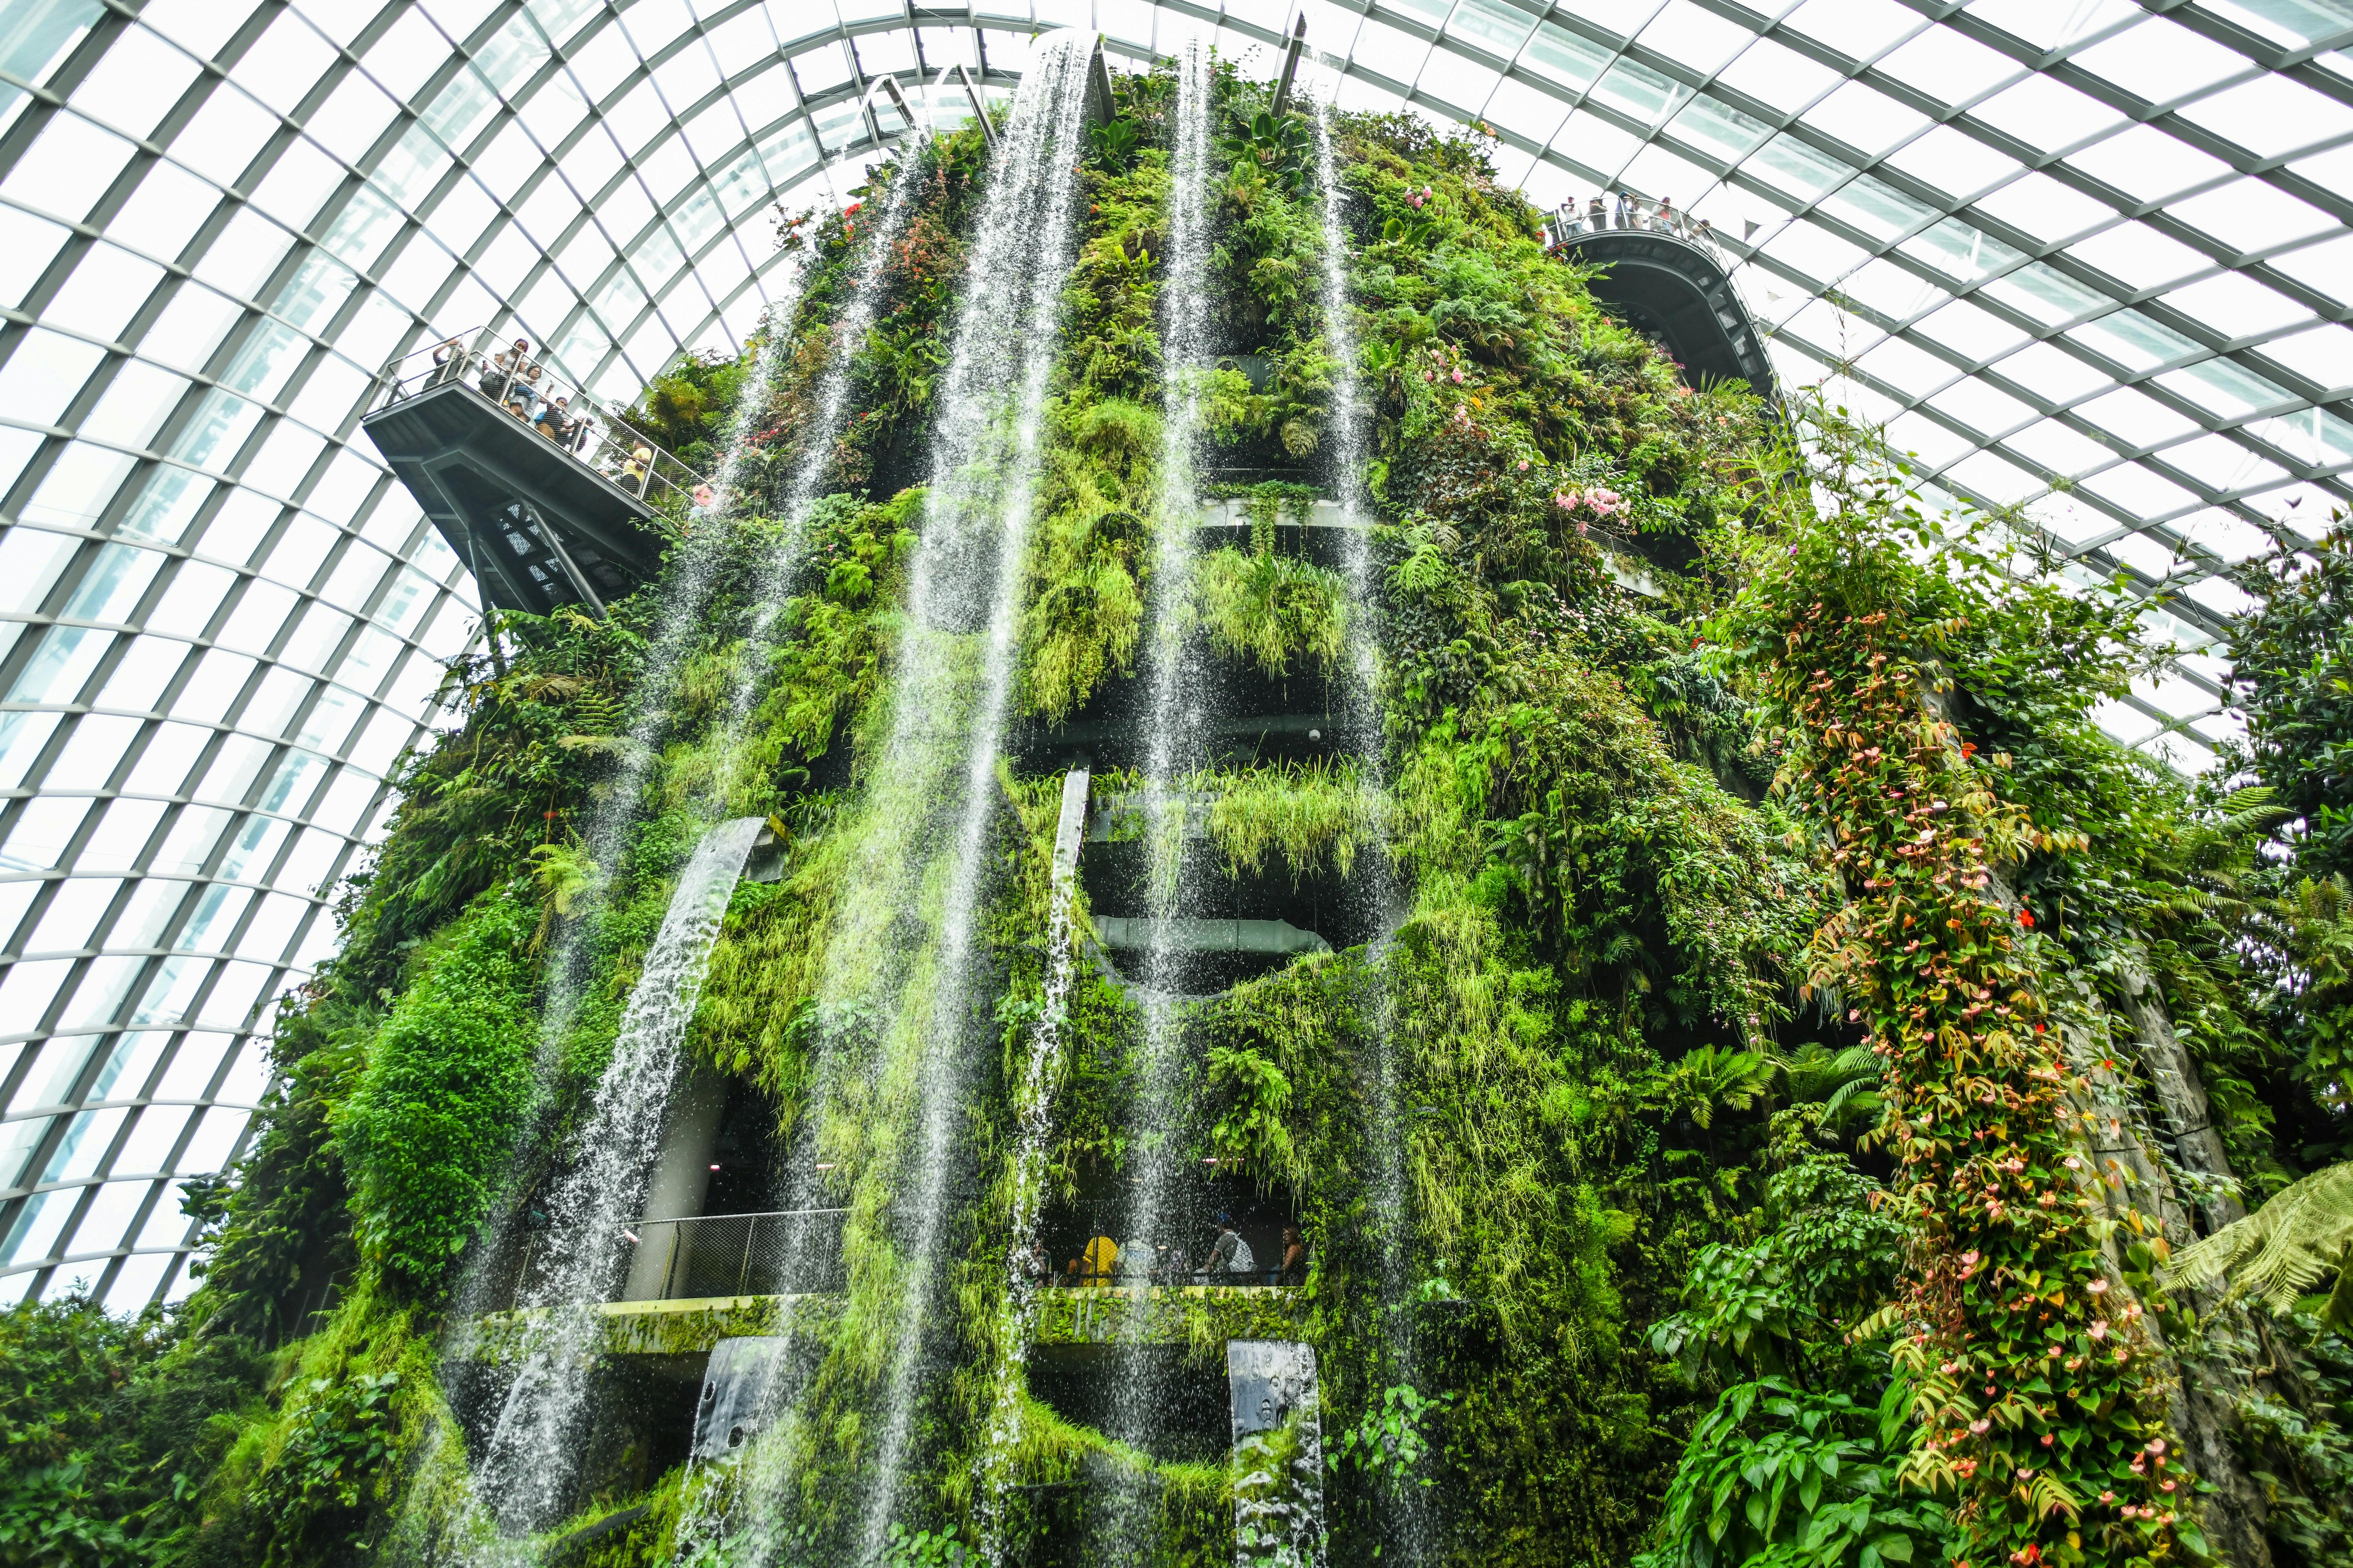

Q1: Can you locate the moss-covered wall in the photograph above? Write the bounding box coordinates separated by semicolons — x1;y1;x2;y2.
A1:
73;51;2353;1568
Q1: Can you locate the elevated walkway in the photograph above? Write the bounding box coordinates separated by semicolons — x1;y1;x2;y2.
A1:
1550;227;1776;399
358;330;707;617
465;1284;1306;1361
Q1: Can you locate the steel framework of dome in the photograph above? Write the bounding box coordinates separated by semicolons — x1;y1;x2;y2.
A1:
0;0;2345;1309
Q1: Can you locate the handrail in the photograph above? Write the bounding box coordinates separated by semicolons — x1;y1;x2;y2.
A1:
631;1206;850;1224
1544;205;1727;260
372;325;712;512
614;1208;851;1303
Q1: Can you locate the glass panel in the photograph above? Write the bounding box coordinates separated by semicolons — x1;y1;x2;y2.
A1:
87;1032;166;1101
1;1186;77;1264
39;1104;127;1183
10;1036;98;1111
1520;21;1613;90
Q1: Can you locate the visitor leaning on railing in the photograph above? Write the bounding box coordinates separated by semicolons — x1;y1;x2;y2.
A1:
372;327;710;511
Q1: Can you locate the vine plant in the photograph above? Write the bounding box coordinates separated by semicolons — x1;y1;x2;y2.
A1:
1721;421;2198;1566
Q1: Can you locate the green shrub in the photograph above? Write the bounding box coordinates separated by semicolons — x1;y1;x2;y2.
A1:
0;1296;262;1566
339;883;539;1294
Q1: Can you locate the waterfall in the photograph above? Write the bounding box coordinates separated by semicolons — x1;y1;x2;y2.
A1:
666;35;1098;1565
713;155;928;790
851;33;1097;1555
465;815;765;1541
657;149;946;1568
405;259;811;1559
1091;40;1219;1522
977;762;1089;1561
1312;94;1431;1559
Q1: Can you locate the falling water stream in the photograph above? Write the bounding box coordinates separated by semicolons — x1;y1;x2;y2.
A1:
713;161;927;786
665;34;1101;1566
1313;92;1432;1561
409;257;812;1561
850;35;1098;1555
432;159;932;1560
1092;45;1219;1551
467;816;763;1539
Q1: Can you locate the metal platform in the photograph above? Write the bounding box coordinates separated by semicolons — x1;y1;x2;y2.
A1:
358;333;705;618
1552;228;1777;399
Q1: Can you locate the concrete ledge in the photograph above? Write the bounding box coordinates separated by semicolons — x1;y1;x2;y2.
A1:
1033;1284;1310;1349
465;1286;1308;1360
464;1293;837;1361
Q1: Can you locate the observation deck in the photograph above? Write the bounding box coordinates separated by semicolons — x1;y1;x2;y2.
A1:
1547;222;1776;399
358;329;707;618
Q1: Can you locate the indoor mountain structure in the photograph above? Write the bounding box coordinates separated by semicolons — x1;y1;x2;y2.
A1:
1;1;2352;1566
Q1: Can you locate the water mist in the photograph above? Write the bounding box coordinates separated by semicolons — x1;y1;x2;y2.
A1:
850;34;1098;1554
409;259;811;1559
1314;92;1432;1560
674;35;1100;1566
1091;43;1219;1543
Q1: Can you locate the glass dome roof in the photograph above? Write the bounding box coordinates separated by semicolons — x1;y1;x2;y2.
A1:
0;0;2345;1309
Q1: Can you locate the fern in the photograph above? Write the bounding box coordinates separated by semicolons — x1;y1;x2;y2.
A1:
1194;546;1348;679
2163;1160;2353;1324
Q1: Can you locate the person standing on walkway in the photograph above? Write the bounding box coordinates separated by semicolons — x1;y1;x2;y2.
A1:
1206;1213;1256;1280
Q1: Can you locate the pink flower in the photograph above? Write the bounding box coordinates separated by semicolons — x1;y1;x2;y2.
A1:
2161;1480;2176;1492
692;483;716;509
1451;367;1464;384
1423;370;1434;381
2147;1440;2165;1455
1969;1419;1991;1436
2089;1320;2108;1340
1517;459;1529;470
2086;1278;2108;1294
2100;1492;2115;1504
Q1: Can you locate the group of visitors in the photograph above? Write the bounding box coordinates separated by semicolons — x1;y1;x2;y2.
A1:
1029;1215;1308;1289
1548;192;1714;249
426;336;662;499
428;336;599;454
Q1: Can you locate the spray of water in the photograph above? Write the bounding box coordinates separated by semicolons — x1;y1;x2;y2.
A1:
711;154;929;800
401;256;813;1562
1313;90;1434;1561
973;762;1088;1562
973;56;1216;1532
848;36;1098;1556
465;816;764;1546
664;38;1097;1566
1082;46;1220;1541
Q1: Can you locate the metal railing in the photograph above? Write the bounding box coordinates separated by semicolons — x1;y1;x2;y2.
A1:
618;1208;850;1302
1544;203;1726;259
371;326;711;510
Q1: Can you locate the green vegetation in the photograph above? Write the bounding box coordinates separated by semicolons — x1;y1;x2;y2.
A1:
338;883;539;1295
45;52;2353;1568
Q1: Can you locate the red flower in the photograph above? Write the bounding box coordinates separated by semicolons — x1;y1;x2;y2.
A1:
2017;909;2034;928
